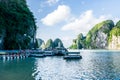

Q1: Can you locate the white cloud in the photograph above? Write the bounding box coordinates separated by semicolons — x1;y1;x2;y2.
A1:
38;0;59;13
47;0;59;5
41;5;70;26
61;10;112;35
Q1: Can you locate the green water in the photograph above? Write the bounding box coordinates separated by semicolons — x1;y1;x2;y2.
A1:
1;50;120;80
0;58;35;80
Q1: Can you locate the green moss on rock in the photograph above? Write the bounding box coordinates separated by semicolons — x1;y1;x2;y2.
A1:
86;20;114;48
108;21;120;43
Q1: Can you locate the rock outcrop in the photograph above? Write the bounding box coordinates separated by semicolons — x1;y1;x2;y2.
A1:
108;20;120;49
53;38;64;48
86;20;114;49
45;39;53;49
44;38;64;49
35;38;45;49
69;20;117;49
69;33;85;49
0;0;36;50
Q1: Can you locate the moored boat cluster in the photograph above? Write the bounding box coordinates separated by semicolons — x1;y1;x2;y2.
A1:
0;48;82;61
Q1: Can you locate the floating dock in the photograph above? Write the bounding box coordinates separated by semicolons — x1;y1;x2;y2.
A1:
63;52;82;59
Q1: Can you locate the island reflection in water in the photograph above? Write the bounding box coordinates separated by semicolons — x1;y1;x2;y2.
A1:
0;50;120;80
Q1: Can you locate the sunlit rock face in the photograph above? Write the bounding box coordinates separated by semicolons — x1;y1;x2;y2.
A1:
95;31;108;49
108;36;120;49
108;20;120;50
45;39;53;49
86;20;114;49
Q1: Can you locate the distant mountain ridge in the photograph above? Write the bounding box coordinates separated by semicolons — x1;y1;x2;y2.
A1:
35;38;64;49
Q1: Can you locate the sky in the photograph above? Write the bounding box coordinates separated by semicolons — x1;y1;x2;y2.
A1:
26;0;120;47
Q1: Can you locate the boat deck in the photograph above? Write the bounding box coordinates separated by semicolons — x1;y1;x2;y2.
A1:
63;52;82;59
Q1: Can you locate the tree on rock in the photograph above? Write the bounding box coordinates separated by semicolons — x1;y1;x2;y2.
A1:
0;0;36;50
53;38;64;48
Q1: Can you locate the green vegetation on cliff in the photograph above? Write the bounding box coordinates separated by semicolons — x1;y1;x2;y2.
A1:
69;33;85;49
44;38;64;49
116;20;120;28
53;38;64;48
0;0;36;50
45;39;53;49
69;39;77;49
109;20;120;43
85;20;114;49
35;38;44;49
86;20;114;44
70;20;116;49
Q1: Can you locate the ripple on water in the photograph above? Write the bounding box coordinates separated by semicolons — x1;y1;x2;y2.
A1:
31;52;120;80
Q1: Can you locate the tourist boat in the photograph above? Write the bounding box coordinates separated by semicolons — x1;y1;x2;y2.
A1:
44;51;54;56
29;53;45;57
29;50;45;57
53;47;68;56
63;52;82;59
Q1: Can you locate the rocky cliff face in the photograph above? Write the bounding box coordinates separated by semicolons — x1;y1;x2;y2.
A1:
53;38;64;48
0;0;36;50
108;36;120;49
70;20;116;49
0;29;5;49
44;38;64;49
69;33;85;49
108;20;120;49
86;20;114;49
35;38;45;49
45;39;53;49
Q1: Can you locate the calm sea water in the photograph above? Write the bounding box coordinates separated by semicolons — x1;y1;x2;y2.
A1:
0;50;120;80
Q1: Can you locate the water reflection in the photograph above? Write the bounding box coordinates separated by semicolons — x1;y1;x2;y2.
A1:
33;52;120;80
1;51;120;80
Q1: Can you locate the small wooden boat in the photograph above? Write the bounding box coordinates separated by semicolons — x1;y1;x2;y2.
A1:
63;52;82;59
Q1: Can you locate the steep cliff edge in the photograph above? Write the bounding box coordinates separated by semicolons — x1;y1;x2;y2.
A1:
44;38;64;49
86;20;114;49
70;20;116;49
108;20;120;49
35;38;45;49
69;33;85;49
0;0;36;50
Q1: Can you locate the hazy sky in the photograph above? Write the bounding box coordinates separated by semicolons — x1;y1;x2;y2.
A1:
26;0;120;47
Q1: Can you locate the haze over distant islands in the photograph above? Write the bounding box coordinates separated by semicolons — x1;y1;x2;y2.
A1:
26;0;120;47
